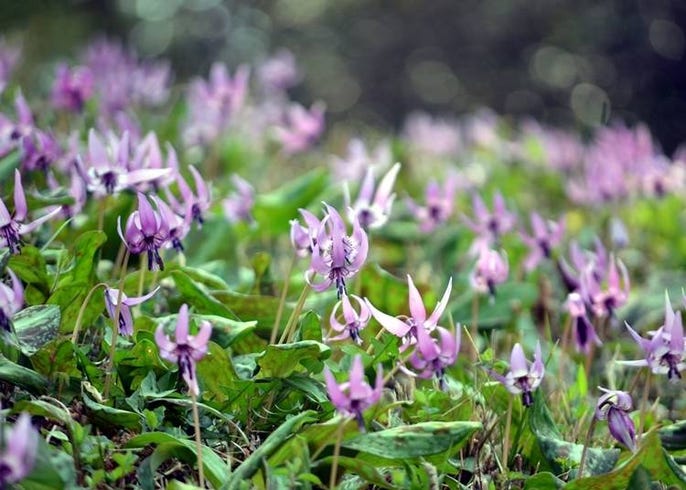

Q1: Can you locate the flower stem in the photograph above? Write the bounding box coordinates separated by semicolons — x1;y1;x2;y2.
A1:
71;282;108;344
470;293;480;361
270;253;297;344
638;370;651;438
329;421;345;490
137;252;146;298
190;388;206;488
103;250;130;400
577;416;597;479
278;284;311;344
502;396;513;474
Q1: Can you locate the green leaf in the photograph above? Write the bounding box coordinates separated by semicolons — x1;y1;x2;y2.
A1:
0;353;48;393
12;305;61;355
195;341;238;401
450;281;539;329
14;399;75;429
82;391;142;430
222;410;318;489
212;289;292;336
523;472;565;489
172;270;234;318
47;283;104;334
67;230;107;283
9;245;49;294
316;456;394;489
127;431;230;489
296;311;322;343
0;150;20;183
256;340;331;378
20;435;78;490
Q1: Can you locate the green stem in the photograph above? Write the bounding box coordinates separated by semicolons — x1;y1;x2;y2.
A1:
278;284;311;344
502;396;513;474
270;253;297;344
638;370;651;438
329;421;346;490
71;282;109;344
470;293;480;361
190;389;205;488
137;253;146;298
578;416;597;479
103;250;130;400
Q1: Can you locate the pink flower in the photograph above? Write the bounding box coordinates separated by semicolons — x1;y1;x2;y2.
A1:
289;209;321;258
520;213;565;272
50;63;94;112
117;193;170;271
328;294;371;345
408;325;461;389
596;387;636;452
274;102;325;155
0;413;39;486
0;268;23;331
489;342;545;407
344;163;400;230
405;175;458;233
470;246;509;296
104;286;159;336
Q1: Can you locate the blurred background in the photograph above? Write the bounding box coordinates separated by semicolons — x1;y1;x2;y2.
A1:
2;0;685;152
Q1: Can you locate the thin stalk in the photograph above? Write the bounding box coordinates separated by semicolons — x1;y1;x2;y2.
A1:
577;417;597;479
329;421;346;490
103;250;130;400
470;293;480;361
97;196;108;233
190;389;206;488
137;253;147;298
638;370;651;438
502;396;513;474
270;253;297;344
278;284;311;344
71;282;109;344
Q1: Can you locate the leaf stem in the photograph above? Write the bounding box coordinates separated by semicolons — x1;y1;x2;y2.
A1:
278;284;311;344
71;282;109;344
577;416;597;479
190;388;206;488
270;253;297;344
502;395;513;474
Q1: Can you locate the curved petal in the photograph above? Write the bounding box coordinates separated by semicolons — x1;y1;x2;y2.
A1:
13;169;27;221
365;298;411;337
407;275;427;325
123;286;160;306
175;304;190;344
427;277;453;327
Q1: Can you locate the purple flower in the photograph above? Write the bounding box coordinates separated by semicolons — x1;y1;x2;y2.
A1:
408;325;460;389
366;275;452;351
155;304;212;396
257;49;300;92
556;239;608;293
0;268;23;331
344;163;400;230
0;413;39;486
166;166;211;227
222;175;255;225
596;387;636;452
155;197;192;252
50;63;94;112
470;246;509;296
0;38;21;94
324;355;383;430
620;293;685;381
405;175;458;233
463;191;516;250
403;112;462;157
565;292;601;354
274;102;325;155
520;213;565;272
290;209;321;258
1;170;61;254
328;294;371;345
104;286;159;336
306;204;368;298
490;342;545;407
21;130;62;173
581;254;630;318
77;129;171;196
117;193;170;271
330;138;393;182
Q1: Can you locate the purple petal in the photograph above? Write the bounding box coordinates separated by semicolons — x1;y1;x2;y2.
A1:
366;298;411;337
324;366;349;412
13;169;27;221
175;304;190;344
427;277;453;327
406;275;427;325
123;286;160;306
509;343;528;378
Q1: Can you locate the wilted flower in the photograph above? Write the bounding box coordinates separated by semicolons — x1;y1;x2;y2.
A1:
289;209;321;258
0;268;23;331
366;275;452;351
408;325;461;389
324;355;383;430
344;162;400;230
463;191;516;250
328;294;371;345
117;193;170;271
50;63;94;112
405;175;458;233
565;292;601;354
470;246;508;296
620;292;685;382
520;213;565;272
596;387;636;452
489;342;545;407
274;102;325;155
104;286;159;336
0;413;39;487
155;304;212;396
1;169;61;254
306;204;368;297
222;175;254;225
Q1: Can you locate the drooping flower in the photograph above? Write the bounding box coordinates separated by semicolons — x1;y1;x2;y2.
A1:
619;293;685;382
344;162;400;230
104;286;159;336
581;254;630;318
155;196;192;252
274;102;325;155
0;268;23;331
596;387;636;452
489;342;545;407
324;355;384;430
50;63;94;112
470;246;509;297
366;275;452;351
290;209;321;258
166;165;211;227
405;175;458;233
155;304;212;396
328;294;371;345
565;292;601;354
306;204;368;298
117;193;170;271
520;213;565;272
222;175;254;225
1;169;61;254
463;191;516;250
0;413;39;487
408;324;460;389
